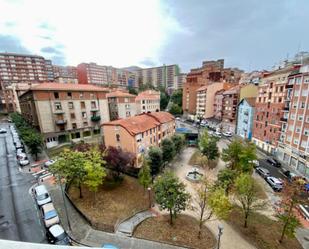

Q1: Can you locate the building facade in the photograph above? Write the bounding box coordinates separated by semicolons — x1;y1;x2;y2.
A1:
106;91;137;121
173;73;187;90
276;65;309;179
19;83;110;148
239;84;258;101
236;98;256;140
214;90;225;121
0;53;54;112
102;112;175;167
53;65;77;84
135;90;160;114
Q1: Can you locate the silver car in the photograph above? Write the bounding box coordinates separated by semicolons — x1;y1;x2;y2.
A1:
256;167;270;179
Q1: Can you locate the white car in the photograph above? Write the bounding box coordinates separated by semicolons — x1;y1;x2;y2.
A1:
0;128;7;134
214;131;222;138
176;117;181;120
266;176;283;191
223;131;233;137
19;159;30;166
45;159;56;168
17;152;27;160
33;185;51;206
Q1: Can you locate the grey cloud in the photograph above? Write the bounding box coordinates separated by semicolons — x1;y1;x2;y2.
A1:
159;0;309;72
0;35;30;54
139;58;157;67
41;46;66;65
41;46;59;53
49;55;66;65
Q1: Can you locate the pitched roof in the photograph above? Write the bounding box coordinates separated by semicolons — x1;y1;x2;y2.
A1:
197;85;208;91
244;97;256;107
106;91;136;98
30;82;109;92
102;112;174;136
135;90;160;101
223;85;240;95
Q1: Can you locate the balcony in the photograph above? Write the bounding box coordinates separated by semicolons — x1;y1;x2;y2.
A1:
55;119;67;125
91;115;101;122
53;109;64;114
280;117;287;122
283;106;290;111
285;84;293;89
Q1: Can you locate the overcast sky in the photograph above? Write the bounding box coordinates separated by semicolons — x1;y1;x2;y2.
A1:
0;0;308;72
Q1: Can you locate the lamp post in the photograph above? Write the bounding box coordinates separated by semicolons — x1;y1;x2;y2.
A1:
58;176;72;231
147;187;152;209
217;224;224;249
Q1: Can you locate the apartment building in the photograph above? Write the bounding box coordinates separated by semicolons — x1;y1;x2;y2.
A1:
239;84;258;101
196;82;232;119
106;91;137;121
252;66;293;153
173;73;187;90
236;98;256;140
102;112;175;167
53;65;77;84
214;90;225;121
276;65;309;178
135;90;160;114
19;83;110;148
0;52;53;112
182;59;243;118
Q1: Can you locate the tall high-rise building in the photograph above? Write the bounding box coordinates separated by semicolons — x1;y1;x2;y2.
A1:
53;65;78;84
0;52;54;112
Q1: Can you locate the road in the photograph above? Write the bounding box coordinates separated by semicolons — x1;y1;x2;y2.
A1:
0;123;46;243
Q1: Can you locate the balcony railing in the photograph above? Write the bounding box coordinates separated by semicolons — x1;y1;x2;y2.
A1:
55;119;67;125
280;117;287;122
91;116;101;122
53;109;64;114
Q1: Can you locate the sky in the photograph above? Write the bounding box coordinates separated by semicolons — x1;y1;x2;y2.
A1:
0;0;309;72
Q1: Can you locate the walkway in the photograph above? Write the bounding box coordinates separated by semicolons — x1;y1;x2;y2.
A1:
116;210;156;237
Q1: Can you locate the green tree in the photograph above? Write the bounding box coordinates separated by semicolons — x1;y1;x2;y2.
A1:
83;148;107;203
160;91;170;110
217;168;237;195
234;174;265;228
199;130;219;161
128;86;138;95
170;89;182;106
171;134;185;153
161;138;176;163
24;131;43;160
138;156;152;190
195;178;231;238
169;103;182;115
50;149;87;198
154;172;190;225
148;146;163;178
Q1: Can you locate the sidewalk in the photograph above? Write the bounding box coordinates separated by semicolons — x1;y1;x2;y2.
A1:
48;184;184;249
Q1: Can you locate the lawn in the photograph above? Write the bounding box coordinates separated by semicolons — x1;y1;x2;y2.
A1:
68;175;149;232
188;150;202;166
134;214;216;249
47;143;71;158
227;207;302;249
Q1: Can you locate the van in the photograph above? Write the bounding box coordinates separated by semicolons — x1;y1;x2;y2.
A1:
41;203;60;228
34;185;52;206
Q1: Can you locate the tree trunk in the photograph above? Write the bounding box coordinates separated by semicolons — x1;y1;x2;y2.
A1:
198;204;205;239
169;209;173;226
244;208;249;228
279;202;294;243
79;183;83;198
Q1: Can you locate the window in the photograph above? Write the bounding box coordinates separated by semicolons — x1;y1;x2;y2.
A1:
116;134;120;142
288;125;294;131
82;112;87;118
294;90;299;97
68;102;74;109
304;76;309;84
72;123;77;129
126;111;131;117
300;102;305;109
301;140;307;148
306;116;309;123
296;127;301;133
290;113;296;120
295;77;302;84
70;113;75;119
83;121;88;126
91;101;96;109
124;98;129;103
80;101;86;109
54;92;59;99
298;115;303;121
79;92;83;98
67;92;72;98
54;102;62;110
302;89;308;96
304;129;309;136
286;136;291;142
294;139;299;145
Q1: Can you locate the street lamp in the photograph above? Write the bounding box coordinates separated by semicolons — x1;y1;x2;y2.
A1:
147;187;152;209
217;224;224;249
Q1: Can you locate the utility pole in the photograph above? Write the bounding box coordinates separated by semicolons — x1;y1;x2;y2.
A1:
58;176;72;231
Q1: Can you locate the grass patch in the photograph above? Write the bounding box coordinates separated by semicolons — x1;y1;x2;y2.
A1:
68;175;149;230
134;214;216;249
188;150;202;166
47;143;71;158
227;207;302;249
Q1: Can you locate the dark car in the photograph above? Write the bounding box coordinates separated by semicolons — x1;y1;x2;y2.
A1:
46;224;71;245
266;158;281;167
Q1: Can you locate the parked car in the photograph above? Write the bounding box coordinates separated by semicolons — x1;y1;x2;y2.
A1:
33;185;52;206
176;117;181;120
266;176;283;191
16;148;24;154
46;224;71;245
266;158;281;167
41;203;60;228
222;131;232;137
0;128;7;134
19;159;30;166
214;131;222;138
15;143;24;150
255;167;270;178
17;153;27;160
250;160;260;168
44;159;57;168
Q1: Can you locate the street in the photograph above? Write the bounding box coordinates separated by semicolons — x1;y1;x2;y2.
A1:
0;123;46;243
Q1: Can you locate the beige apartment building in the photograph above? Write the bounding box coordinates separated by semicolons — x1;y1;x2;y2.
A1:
19;83;110;148
135;90;160;114
276;65;309;179
106;91;137;121
102;112;175;167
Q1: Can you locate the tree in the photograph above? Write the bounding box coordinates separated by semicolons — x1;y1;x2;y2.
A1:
170;89;182;106
49;149;87;198
104;146;135;179
160;91;170;110
83;148;107;203
24;131;43;160
161;138;176;163
171;134;185;153
217;168;237;195
234;174;265;228
195;178;231;238
73;141;92;152
138;156;151;190
199;130;219;161
277;178;304;243
148;146;163;178
128;86;138;95
154;172;190;225
169;103;182;115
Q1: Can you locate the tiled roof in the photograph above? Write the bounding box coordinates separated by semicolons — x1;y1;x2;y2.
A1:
106;91;136;98
223;85;240;95
31;82;109;92
135;90;160;101
197;85;208;91
103;112;174;136
244;97;257;107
